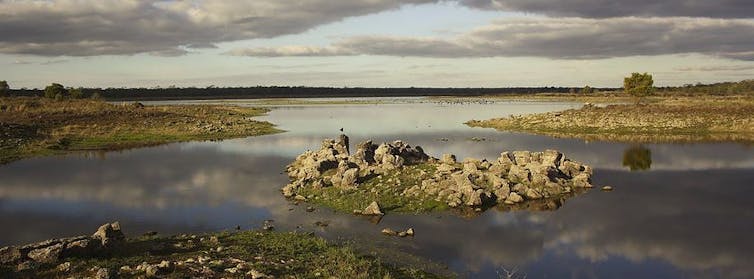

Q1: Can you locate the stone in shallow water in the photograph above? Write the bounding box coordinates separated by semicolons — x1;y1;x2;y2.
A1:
363;201;384;215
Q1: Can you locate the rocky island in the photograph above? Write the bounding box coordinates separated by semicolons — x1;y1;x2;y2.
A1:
283;135;593;214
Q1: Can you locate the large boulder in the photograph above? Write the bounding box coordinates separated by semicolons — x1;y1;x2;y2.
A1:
93;222;125;248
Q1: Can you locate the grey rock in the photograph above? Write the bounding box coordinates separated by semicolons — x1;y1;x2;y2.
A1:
92;222;125;248
363;201;384;215
507;192;524;204
27;243;63;263
441;154;457;164
95;267;112;279
0;246;22;264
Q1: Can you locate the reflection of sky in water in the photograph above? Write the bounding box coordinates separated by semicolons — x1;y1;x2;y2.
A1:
1;99;753;278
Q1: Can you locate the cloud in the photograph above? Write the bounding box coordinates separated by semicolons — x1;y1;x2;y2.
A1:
676;65;754;72
0;0;435;56
460;0;754;18
229;17;754;60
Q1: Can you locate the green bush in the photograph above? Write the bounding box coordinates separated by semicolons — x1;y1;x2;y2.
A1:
624;73;654;102
0;80;9;97
44;83;66;99
69;87;84;99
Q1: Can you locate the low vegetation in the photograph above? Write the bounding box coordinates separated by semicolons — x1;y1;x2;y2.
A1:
296;163;451;214
467;96;754;143
284;137;594;215
3;230;443;278
0;97;280;164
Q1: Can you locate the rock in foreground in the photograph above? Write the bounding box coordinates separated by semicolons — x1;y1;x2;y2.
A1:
283;135;593;213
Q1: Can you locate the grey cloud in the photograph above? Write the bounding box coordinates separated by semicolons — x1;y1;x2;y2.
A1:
230;17;754;60
0;0;435;56
677;65;754;72
461;0;754;18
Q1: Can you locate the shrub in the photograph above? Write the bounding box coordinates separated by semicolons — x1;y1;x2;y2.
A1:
624;73;654;103
69;87;84;99
44;83;66;99
0;80;9;97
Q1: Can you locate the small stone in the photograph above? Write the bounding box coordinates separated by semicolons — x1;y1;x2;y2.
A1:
145;265;160;278
507;192;524;203
406;228;415;236
27;243;64;263
363;201;384;216
381;228;397;236
306;206;315;212
209;236;220;244
95;267;112;279
57;262;72;272
247;269;269;279
120;265;133;273
398;232;407;237
602;186;614;191
16;261;32;271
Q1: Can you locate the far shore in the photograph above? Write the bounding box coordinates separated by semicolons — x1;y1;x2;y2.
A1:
0;97;281;165
467;95;754;144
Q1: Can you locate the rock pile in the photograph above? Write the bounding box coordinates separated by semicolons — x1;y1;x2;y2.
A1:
0;222;124;266
283;135;593;211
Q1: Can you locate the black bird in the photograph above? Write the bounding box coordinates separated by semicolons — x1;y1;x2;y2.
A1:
339;128;344;132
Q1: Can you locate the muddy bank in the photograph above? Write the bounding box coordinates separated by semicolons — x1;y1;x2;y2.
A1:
467;96;754;143
283;135;593;214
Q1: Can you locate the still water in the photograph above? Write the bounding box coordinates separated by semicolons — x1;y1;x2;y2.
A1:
1;98;753;278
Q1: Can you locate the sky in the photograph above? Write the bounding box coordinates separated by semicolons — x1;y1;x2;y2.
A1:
1;0;753;89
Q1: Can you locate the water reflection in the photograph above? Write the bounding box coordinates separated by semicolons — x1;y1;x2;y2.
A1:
1;99;753;278
623;145;653;171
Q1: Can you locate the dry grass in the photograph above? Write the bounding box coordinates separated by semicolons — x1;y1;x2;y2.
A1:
467;96;754;143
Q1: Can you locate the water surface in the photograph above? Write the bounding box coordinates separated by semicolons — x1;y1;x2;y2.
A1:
1;98;752;278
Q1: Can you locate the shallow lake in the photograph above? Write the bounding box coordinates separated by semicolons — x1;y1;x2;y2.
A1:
1;98;753;278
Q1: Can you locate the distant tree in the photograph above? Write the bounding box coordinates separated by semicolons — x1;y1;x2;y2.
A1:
623;145;652;171
624;73;654;103
68;87;84;99
90;91;103;100
0;80;8;97
580;85;594;94
44;83;66;99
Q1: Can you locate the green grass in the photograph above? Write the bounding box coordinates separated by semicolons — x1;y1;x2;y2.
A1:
5;231;446;278
297;164;450;214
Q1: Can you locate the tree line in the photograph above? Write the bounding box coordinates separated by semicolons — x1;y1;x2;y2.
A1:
1;77;752;101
